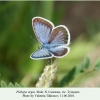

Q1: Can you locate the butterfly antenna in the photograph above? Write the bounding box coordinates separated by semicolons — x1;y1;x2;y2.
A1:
30;35;40;46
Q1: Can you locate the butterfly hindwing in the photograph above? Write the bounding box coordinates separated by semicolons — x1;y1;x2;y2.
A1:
49;46;70;58
32;17;54;44
30;48;53;59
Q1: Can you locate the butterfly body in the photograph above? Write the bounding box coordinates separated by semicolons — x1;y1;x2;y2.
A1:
30;17;70;60
42;44;62;49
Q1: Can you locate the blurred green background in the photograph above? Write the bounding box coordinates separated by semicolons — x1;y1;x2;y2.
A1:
0;1;100;87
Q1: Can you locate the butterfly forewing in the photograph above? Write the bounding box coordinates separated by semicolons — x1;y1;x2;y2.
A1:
32;17;54;44
49;25;70;45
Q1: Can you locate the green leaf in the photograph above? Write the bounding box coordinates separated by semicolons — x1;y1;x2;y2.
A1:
21;84;26;87
80;63;85;72
0;81;25;87
1;81;7;87
76;57;90;73
59;67;76;87
84;57;90;69
95;59;100;70
15;82;20;87
8;82;14;87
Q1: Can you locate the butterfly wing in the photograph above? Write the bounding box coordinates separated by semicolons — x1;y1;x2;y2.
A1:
30;48;53;60
49;46;70;58
32;17;54;45
48;25;70;45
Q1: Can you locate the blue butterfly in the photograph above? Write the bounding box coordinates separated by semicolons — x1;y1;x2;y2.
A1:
30;17;70;60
